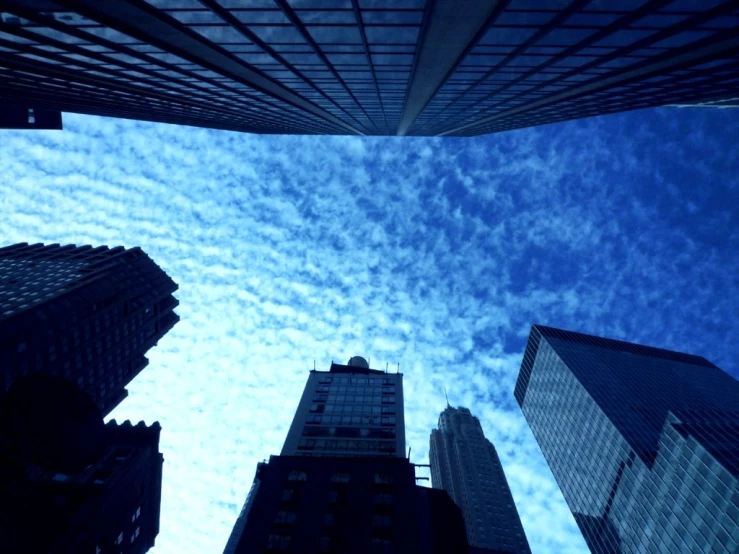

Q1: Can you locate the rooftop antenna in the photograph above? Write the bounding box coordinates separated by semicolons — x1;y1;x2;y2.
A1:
397;363;399;373
444;386;450;408
313;360;316;371
386;363;388;373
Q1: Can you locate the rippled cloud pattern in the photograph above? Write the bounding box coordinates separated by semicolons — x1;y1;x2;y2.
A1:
1;107;737;553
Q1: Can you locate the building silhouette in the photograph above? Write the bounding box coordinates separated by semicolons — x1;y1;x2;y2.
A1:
430;405;530;553
0;242;179;416
515;325;739;554
0;417;164;554
223;357;469;553
0;2;737;136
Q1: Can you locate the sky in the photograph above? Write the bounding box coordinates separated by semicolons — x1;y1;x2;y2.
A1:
1;106;738;553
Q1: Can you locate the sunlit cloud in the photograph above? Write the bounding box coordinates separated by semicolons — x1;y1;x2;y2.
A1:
0;107;736;553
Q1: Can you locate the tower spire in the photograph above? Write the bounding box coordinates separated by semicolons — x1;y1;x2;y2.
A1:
444;386;450;408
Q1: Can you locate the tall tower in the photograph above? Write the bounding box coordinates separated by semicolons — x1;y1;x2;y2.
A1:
1;2;738;136
223;357;469;554
0;242;179;416
515;325;739;554
429;405;531;553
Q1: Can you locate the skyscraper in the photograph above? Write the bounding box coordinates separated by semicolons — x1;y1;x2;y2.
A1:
1;1;737;136
1;417;164;554
430;405;531;553
223;357;469;553
515;324;739;554
0;242;179;416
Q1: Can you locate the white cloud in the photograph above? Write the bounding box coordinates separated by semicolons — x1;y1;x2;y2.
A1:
0;107;736;553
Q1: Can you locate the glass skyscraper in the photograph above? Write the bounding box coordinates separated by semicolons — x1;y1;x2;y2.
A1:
429;405;531;553
1;1;737;135
515;325;739;554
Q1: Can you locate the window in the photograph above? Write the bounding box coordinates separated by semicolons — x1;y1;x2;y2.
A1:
319;536;332;552
288;470;308;481
274;510;297;524
298;438;316;450
372;514;392;528
115;532;123;545
323;513;334;527
267;534;291;551
374;473;393;485
282;489;295;502
373;493;394;505
371;538;393;553
132;505;141;521
330;472;350;483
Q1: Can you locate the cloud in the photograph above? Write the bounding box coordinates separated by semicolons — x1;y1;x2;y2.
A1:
0;106;737;553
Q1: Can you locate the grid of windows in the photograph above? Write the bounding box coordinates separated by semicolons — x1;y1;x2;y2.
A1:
284;366;404;458
410;1;739;136
2;2;737;136
516;325;739;553
0;242;179;416
429;406;531;552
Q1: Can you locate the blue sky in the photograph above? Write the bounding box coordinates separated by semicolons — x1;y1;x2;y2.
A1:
1;107;737;553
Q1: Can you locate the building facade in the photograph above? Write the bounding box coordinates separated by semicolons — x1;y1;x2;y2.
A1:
0;418;164;554
281;357;405;458
223;454;468;554
1;1;738;136
430;405;530;553
515;325;739;554
0;242;179;416
224;357;468;553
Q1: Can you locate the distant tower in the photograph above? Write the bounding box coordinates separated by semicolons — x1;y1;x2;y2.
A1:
0;242;179;416
515;325;739;553
223;357;470;554
430;405;531;553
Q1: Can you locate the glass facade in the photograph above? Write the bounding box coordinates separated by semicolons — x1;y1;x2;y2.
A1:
515;325;739;554
0;1;737;136
430;406;531;553
281;360;405;458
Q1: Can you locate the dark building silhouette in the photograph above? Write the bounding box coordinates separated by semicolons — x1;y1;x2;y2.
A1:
0;242;179;416
515;325;739;554
0;418;164;554
223;357;469;553
0;2;737;136
430;405;530;553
